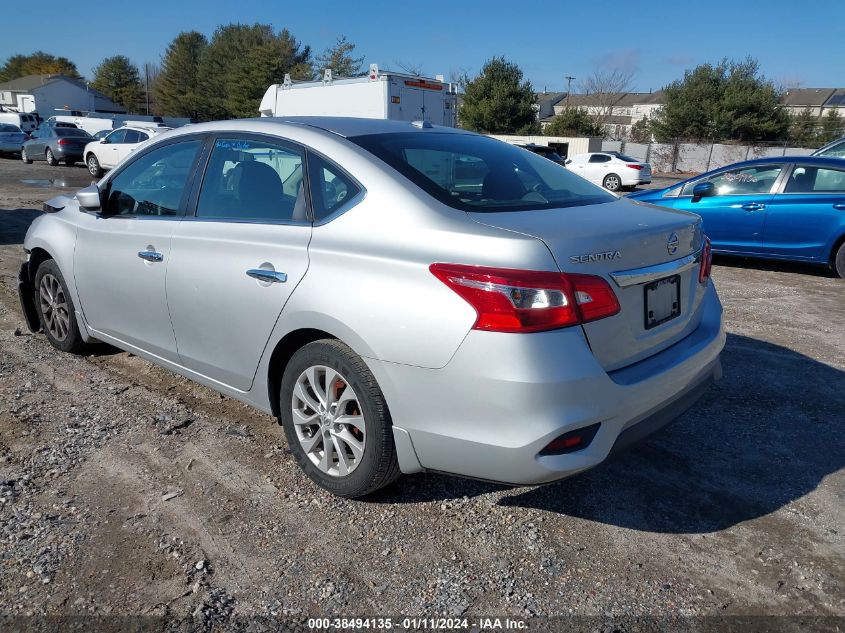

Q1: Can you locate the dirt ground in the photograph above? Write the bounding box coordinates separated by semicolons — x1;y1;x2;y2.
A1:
0;158;843;629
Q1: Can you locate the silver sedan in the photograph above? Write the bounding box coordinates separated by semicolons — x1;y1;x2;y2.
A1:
18;118;724;497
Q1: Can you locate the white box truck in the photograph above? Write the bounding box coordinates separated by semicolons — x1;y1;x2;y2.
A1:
259;65;457;127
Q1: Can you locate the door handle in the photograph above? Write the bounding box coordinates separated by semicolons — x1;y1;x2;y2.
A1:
833;203;845;210
246;269;287;283
741;203;765;212
137;250;163;262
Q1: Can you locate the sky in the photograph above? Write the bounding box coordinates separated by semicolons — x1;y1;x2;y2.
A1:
2;0;844;92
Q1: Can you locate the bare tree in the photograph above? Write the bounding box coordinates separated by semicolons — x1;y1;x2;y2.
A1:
578;69;634;132
393;59;426;77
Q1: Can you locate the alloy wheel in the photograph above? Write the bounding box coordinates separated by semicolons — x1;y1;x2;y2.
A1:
605;175;620;191
291;365;366;477
38;274;70;341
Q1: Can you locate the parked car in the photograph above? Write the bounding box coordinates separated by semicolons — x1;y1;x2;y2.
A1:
627;156;845;278
0;123;28;156
566;152;652;191
22;126;94;166
0;110;38;134
812;136;845;158
84;125;171;177
18;118;723;497
514;143;566;165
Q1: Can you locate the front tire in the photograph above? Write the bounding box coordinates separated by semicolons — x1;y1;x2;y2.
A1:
279;339;400;498
33;260;89;354
21;148;32;164
603;173;622;191
45;148;57;166
87;153;103;177
834;241;845;279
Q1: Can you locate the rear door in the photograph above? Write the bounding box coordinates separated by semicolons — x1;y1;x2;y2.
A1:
762;163;845;260
674;162;784;254
585;153;611;185
166;134;312;390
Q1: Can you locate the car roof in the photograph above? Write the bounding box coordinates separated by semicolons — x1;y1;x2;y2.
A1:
115;125;171;133
710;155;845;169
172;117;473;139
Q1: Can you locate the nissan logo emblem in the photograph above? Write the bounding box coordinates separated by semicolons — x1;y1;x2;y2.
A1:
667;232;679;255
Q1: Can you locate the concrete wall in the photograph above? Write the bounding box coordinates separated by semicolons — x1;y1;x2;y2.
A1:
488;134;602;157
601;140;816;173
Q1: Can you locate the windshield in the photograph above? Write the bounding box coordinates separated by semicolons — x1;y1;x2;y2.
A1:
0;124;21;133
56;128;93;138
350;132;614;212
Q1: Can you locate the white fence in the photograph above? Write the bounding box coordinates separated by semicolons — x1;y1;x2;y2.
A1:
601;140;816;174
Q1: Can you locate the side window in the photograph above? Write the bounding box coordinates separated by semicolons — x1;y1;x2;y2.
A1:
124;130;141;144
106;129;126;144
196;137;307;223
589;154;610;163
681;164;783;196
785;166;845;193
307;153;362;221
137;132;150;142
104;140;200;217
817;141;845;158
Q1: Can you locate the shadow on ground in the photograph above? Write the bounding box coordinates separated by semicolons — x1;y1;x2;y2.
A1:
0;208;42;246
714;254;838;278
373;333;845;534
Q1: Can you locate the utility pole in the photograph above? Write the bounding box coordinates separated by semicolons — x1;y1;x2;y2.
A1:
144;64;150;115
565;75;576;108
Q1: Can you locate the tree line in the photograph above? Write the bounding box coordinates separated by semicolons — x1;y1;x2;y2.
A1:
1;38;842;146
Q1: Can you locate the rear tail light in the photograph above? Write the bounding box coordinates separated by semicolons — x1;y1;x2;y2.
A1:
57;138;71;146
429;263;620;333
540;423;601;455
626;164;643;170
699;237;712;284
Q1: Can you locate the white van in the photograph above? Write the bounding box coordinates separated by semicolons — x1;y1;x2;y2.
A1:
259;64;458;127
0;110;38;133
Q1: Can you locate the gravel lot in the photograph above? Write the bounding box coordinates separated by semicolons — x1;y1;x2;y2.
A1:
0;158;843;628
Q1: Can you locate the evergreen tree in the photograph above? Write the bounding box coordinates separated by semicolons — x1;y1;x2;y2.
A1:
154;32;208;119
315;36;364;78
459;57;539;134
91;55;144;112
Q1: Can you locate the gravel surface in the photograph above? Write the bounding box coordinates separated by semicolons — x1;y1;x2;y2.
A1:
0;158;842;628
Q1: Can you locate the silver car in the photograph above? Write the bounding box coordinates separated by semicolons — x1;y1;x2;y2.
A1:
18;118;724;497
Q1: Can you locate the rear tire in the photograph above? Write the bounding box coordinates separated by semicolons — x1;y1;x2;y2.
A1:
603;173;622;191
279;339;400;498
21;148;32;164
834;241;845;279
33;260;89;354
87;154;103;177
45;148;57;166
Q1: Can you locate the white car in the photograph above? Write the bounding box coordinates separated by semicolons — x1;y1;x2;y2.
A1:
566;152;652;192
84;125;171;177
0;110;38;134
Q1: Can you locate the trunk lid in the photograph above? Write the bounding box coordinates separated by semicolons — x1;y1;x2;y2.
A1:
469;197;706;371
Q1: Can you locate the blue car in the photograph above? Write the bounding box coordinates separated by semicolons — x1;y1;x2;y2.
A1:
628;156;845;278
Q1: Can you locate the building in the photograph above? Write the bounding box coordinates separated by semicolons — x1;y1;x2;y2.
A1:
781;88;836;117
821;89;845;117
0;74;125;117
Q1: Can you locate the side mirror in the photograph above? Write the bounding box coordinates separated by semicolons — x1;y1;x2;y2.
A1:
76;184;102;211
691;181;715;202
100;138;108;144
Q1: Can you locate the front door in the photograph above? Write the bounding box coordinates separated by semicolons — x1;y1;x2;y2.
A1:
678;163;783;254
166;135;312;391
99;129;126;168
74;138;203;360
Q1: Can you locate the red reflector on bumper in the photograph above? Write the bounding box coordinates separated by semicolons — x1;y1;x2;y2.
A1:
539;423;601;455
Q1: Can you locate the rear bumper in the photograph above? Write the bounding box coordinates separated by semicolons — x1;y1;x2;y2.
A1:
0;141;23;152
53;146;84;160
371;282;725;484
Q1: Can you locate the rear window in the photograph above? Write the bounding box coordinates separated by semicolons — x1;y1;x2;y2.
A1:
350;132;614;212
613;153;640;162
56;127;93;138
